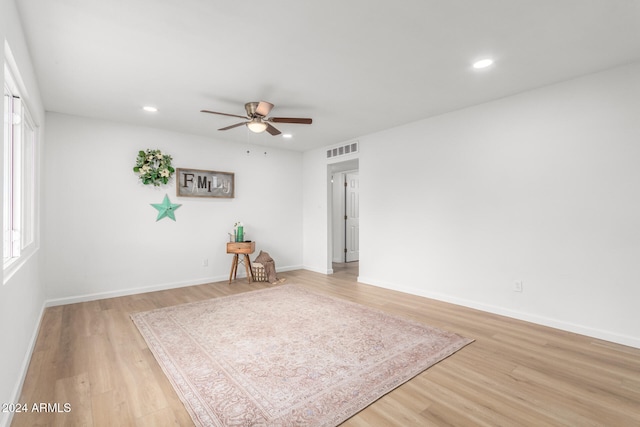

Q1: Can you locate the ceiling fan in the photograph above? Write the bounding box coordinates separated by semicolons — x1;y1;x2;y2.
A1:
200;101;312;136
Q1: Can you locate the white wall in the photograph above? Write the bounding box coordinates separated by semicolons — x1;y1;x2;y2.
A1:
43;113;303;302
0;0;47;425
353;62;640;348
302;149;331;273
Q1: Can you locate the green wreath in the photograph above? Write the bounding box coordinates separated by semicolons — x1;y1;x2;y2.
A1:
133;149;175;186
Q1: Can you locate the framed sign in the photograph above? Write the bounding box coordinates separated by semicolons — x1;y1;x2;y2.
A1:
176;168;234;198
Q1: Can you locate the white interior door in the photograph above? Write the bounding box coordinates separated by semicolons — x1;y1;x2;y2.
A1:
345;172;359;262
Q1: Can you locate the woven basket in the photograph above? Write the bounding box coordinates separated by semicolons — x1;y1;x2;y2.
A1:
252;263;268;282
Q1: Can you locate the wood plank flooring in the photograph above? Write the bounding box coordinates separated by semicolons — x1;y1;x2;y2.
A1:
12;264;640;426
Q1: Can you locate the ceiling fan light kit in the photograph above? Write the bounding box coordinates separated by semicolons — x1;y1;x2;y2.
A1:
201;101;312;137
246;118;268;133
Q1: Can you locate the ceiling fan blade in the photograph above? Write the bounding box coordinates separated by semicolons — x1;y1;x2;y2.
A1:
265;123;281;136
201;109;248;120
218;122;247;131
255;101;274;117
269;117;313;124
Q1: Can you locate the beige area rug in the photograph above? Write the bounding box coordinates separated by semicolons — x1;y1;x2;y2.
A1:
131;285;473;426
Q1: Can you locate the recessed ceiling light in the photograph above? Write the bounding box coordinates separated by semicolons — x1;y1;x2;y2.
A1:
143;106;158;112
472;58;494;69
282;134;292;139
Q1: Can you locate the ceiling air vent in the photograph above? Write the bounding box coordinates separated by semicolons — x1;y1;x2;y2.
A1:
327;141;358;159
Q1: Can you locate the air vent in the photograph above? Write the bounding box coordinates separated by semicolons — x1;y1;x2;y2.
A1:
327;141;358;159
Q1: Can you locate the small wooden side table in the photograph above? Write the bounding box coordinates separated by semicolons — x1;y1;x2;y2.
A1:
227;241;256;284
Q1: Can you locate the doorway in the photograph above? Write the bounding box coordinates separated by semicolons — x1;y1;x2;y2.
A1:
329;159;359;276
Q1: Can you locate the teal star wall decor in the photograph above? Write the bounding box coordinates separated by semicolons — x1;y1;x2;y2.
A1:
151;194;182;221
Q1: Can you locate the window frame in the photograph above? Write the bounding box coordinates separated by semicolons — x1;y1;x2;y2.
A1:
3;59;39;281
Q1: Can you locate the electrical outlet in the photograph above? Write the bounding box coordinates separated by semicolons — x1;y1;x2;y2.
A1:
513;281;523;292
202;258;209;267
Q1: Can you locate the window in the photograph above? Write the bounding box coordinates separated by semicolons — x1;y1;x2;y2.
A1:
3;61;38;273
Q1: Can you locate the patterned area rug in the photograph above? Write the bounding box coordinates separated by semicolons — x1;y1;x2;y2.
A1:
131;285;473;426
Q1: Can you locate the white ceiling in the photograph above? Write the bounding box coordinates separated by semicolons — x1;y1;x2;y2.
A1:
15;0;640;151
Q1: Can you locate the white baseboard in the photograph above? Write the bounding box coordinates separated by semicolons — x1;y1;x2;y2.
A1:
45;277;221;307
46;264;304;307
1;300;47;427
277;265;304;273
358;276;640;350
303;265;334;275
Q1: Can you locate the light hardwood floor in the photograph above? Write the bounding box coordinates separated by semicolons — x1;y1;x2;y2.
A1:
12;264;640;426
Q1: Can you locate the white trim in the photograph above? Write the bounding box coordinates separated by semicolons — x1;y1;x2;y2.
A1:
2;245;38;284
3;42;28;99
45;264;304;307
3;47;41;283
303;265;334;275
358;276;640;350
0;301;47;427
